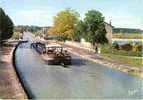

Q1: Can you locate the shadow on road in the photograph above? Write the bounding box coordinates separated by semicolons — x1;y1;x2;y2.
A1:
71;58;86;66
43;58;86;67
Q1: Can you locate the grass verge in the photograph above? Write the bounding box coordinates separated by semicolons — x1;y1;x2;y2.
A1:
101;53;143;67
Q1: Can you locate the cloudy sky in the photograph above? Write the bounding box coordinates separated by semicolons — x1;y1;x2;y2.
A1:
0;0;143;29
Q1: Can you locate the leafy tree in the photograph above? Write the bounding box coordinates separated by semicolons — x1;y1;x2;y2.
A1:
2;15;14;39
0;8;14;44
0;8;6;41
49;9;79;41
84;10;108;45
73;20;87;41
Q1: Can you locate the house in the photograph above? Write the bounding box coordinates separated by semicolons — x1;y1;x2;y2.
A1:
104;22;114;43
104;22;143;44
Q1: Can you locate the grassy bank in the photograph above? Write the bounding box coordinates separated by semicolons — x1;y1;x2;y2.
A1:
100;44;142;57
100;44;142;67
101;53;142;67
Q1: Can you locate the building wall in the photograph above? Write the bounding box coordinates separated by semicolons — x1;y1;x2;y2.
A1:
105;23;113;44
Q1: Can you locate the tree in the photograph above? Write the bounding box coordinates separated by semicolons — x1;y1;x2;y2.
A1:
84;10;108;45
49;9;79;41
73;20;87;41
2;15;14;39
0;8;14;44
0;8;6;41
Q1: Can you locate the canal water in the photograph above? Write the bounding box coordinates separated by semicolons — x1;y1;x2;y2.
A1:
15;42;143;99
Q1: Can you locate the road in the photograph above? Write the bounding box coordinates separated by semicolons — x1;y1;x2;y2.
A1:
15;42;143;99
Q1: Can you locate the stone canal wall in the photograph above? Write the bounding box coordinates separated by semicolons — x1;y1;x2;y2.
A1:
12;41;33;99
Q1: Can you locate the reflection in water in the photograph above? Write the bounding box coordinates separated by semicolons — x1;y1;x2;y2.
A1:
15;42;143;99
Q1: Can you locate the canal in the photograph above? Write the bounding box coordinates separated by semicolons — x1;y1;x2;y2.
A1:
15;42;143;99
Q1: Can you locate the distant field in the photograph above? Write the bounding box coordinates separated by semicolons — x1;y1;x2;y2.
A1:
112;33;143;39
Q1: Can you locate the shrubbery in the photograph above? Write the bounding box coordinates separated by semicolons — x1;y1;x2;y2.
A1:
120;43;132;51
12;32;21;39
112;42;119;50
100;43;142;57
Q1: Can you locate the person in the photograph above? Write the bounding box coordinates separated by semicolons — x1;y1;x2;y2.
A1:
94;46;98;53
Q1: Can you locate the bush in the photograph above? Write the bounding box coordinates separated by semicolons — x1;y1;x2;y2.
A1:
137;45;142;51
12;32;21;39
100;44;142;57
132;43;142;52
112;42;119;50
120;43;132;51
100;44;113;53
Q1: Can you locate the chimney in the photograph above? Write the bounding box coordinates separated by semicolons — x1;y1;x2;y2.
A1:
109;20;112;25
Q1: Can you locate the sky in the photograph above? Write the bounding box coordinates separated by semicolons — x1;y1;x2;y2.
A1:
0;0;143;29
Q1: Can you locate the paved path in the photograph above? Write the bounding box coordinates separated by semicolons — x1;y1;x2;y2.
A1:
0;47;26;99
15;43;143;99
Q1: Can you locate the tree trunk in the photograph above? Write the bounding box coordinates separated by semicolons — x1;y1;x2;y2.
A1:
0;40;5;47
0;41;3;47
